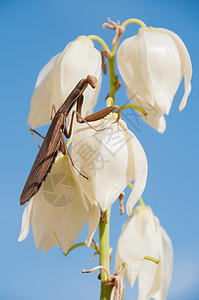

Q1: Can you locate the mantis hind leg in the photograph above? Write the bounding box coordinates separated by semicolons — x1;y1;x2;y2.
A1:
30;128;45;149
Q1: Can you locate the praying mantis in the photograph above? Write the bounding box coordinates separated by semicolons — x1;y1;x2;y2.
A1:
20;75;121;205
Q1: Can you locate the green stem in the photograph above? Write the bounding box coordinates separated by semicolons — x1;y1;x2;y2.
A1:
99;39;117;300
108;55;116;102
121;18;147;28
138;197;145;207
99;208;112;300
63;242;99;257
87;35;111;54
120;104;148;116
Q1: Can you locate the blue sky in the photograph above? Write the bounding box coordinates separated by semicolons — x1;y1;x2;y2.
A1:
0;0;198;299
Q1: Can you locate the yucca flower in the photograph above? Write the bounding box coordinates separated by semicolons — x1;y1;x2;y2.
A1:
70;114;148;216
18;153;100;253
115;206;173;300
117;27;192;133
28;36;102;128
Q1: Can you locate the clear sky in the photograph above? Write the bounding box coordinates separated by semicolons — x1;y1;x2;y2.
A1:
0;0;198;299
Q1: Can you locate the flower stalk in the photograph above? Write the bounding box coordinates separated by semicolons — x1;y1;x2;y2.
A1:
108;54;116;101
87;35;111;54
98;38;118;298
99;207;113;300
64;242;99;257
121;18;147;28
120;104;148;116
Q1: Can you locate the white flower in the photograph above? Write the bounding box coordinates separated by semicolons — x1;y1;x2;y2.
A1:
70;114;148;216
18;153;100;253
28;36;102;128
117;27;192;133
115;206;173;300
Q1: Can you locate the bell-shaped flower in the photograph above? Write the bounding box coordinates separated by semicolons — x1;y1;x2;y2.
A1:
115;206;173;300
69;114;148;216
117;27;192;133
18;153;100;253
28;36;102;128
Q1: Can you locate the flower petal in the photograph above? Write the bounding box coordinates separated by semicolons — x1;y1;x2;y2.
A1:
28;53;62;127
117;207;158;288
85;201;100;247
153;227;173;300
60;36;102;120
42;231;62;253
32;191;62;251
138;259;158;300
18;198;33;242
42;236;56;253
115;253;128;289
157;28;192;111
126;85;166;133
126;131;148;216
117;29;155;106
54;197;88;254
137;215;160;300
144;29;182;115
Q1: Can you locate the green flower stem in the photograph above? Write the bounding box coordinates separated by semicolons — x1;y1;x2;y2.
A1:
87;35;111;54
111;42;119;57
120;104;148;116
108;54;116;102
99;36;119;299
99;207;112;300
63;242;99;257
115;263;126;275
121;18;147;28
138;197;145;207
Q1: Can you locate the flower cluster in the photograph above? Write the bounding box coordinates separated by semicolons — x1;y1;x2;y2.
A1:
19;113;147;252
18;19;192;300
19;36;148;252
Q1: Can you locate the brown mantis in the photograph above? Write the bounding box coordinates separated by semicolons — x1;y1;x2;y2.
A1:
20;75;121;205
